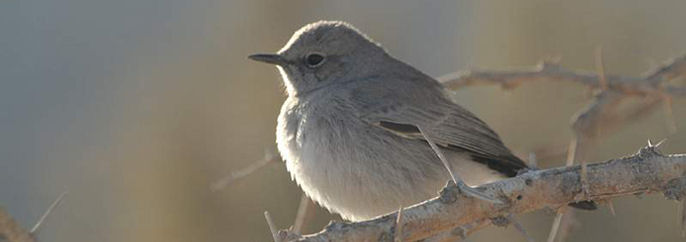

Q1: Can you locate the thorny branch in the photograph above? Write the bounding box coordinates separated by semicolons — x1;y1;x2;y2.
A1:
293;146;686;241
438;55;686;97
440;53;686;241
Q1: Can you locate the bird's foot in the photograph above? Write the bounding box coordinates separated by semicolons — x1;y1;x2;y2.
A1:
457;182;504;204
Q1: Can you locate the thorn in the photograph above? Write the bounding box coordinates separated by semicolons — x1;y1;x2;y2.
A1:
647;138;667;149
565;138;577;167
264;211;279;242
646;139;666;151
395;206;404;242
263;147;278;163
540;56;563;71
638;143;663;158
528;152;538;169
606;200;616;216
567;137;590;200
547;208;570;242
662;95;677;134
31;190;68;235
579;161;589;198
210;149;277;191
595;46;609;91
292;194;312;234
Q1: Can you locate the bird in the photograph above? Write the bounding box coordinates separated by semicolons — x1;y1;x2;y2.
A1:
249;20;595;221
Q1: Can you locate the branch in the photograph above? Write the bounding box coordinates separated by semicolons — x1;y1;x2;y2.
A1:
438;55;686;97
294;146;686;241
210;149;279;191
441;55;686;242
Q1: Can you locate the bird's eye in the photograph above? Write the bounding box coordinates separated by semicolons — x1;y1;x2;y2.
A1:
305;53;325;67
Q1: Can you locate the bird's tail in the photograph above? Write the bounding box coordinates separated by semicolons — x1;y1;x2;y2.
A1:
568;201;597;210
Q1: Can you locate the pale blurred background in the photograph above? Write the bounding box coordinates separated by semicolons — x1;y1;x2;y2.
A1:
2;0;685;241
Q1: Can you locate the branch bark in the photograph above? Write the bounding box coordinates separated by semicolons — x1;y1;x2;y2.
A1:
293;146;686;241
438;56;686;97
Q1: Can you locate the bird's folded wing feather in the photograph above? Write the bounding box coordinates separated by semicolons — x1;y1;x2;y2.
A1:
349;76;527;176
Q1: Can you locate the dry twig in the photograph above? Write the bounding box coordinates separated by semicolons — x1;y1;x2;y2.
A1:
211;150;279;191
438;55;686;97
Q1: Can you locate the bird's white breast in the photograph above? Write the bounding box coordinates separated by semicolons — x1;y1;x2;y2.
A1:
276;95;503;221
276;95;441;221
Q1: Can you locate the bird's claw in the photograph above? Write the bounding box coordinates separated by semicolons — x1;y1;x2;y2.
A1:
457;182;504;204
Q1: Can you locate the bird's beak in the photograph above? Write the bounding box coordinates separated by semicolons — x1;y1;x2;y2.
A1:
248;53;288;66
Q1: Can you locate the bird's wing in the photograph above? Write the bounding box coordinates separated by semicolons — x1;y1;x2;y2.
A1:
350;76;527;176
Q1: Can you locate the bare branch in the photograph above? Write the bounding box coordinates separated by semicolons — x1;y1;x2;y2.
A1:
438;55;686;96
211;150;279;191
292;146;686;241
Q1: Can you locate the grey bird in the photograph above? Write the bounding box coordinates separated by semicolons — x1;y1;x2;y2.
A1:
249;21;595;221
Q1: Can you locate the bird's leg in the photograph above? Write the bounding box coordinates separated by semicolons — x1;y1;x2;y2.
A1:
417;126;503;204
